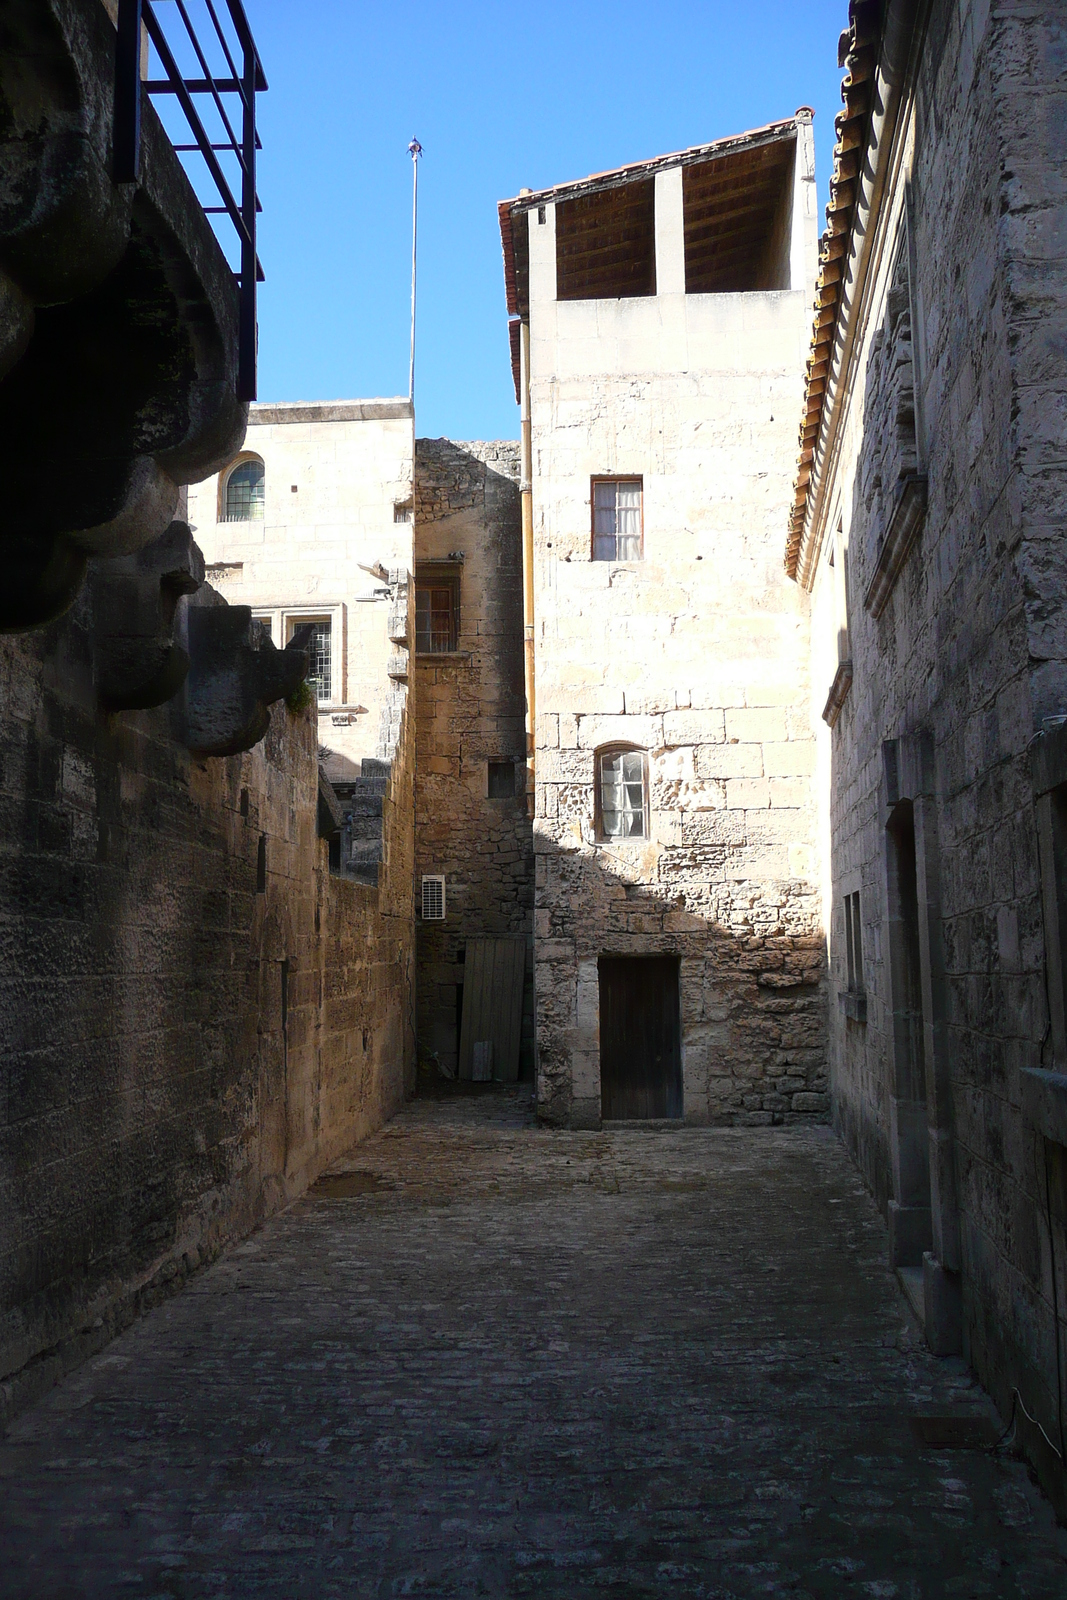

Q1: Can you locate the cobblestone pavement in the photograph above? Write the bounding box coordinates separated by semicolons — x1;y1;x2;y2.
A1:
2;1088;1066;1599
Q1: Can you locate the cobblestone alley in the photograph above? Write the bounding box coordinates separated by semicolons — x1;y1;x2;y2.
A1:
2;1089;1065;1599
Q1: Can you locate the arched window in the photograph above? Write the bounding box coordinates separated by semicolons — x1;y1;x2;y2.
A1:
596;747;648;839
223;458;264;521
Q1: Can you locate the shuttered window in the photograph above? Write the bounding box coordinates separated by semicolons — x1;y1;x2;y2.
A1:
415;571;459;653
422;875;446;920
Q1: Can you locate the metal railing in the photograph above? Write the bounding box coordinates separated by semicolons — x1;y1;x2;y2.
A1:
114;0;267;401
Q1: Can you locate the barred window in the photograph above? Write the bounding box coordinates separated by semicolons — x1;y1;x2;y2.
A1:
597;748;648;839
415;569;459;654
224;459;265;521
592;478;642;561
287;616;331;702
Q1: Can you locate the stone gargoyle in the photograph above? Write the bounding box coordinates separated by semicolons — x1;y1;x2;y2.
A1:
174;601;313;757
90;520;205;710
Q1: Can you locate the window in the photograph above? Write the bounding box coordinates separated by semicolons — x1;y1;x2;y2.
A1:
224;458;264;521
844;891;864;991
488;761;515;799
597;748;648;840
415;568;459;654
422;875;446;920
287;616;331;702
394;501;413;523
592;479;642;561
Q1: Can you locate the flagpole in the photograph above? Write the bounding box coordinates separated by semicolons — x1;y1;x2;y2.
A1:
408;137;422;404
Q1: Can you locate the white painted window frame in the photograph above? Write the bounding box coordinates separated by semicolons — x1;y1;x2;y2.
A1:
249;602;346;709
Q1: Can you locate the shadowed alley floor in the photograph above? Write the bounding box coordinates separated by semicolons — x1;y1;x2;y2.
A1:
2;1088;1065;1598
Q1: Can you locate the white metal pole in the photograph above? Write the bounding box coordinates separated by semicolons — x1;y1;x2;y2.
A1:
408;137;422;404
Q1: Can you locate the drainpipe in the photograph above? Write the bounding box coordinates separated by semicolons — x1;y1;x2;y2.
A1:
520;316;535;819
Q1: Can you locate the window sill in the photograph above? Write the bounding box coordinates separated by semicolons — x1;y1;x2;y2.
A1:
839;989;867;1024
863;474;928;619
822;660;853;727
415;650;471;663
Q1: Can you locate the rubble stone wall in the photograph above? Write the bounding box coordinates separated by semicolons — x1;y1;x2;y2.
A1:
803;0;1067;1477
413;439;534;1077
0;587;415;1422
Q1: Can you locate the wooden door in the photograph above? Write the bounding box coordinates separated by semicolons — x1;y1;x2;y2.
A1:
598;955;682;1120
457;937;526;1082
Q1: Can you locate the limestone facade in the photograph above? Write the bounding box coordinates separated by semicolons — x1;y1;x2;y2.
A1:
501;114;831;1128
186;401;415;786
413;439;534;1078
791;0;1067;1501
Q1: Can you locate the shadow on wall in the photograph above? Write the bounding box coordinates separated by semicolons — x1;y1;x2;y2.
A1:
0;581;416;1425
533;832;828;1130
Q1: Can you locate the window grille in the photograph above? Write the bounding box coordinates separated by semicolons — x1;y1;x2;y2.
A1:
845;891;864;991
225;459;264;521
488;761;515;799
394;501;413;523
422;875;446;921
415;574;459;653
598;749;648;839
593;479;642;561
288;617;331;702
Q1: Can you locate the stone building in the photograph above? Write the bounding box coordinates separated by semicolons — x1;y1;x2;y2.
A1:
413;439;534;1080
788;0;1067;1505
186;400;416;790
498;114;830;1128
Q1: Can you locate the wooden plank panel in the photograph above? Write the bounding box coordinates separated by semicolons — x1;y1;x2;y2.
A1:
457;937;525;1082
599;956;682;1120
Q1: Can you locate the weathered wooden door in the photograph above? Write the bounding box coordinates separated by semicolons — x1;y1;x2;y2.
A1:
457;937;526;1082
598;955;682;1119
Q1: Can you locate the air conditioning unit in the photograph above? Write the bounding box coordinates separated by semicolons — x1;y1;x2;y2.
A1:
422;874;446;921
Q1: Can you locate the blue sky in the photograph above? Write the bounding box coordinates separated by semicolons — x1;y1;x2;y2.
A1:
243;1;847;440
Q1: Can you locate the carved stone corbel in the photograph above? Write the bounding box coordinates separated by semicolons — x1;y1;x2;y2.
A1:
175;602;312;757
90;520;204;710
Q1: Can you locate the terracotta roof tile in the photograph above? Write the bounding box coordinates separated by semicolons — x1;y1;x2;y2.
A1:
784;0;883;580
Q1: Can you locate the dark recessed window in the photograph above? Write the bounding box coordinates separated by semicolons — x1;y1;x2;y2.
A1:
488;761;515;799
845;891;864;991
224;458;265;521
592;478;643;561
415;568;459;654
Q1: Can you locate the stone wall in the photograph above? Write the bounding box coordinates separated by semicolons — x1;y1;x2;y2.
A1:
523;131;828;1128
0;582;415;1422
800;0;1067;1496
413;439;534;1077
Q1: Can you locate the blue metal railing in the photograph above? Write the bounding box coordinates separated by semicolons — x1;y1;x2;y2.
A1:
114;0;267;401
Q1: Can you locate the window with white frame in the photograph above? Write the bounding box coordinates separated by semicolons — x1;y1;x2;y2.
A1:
592;478;642;561
597;748;648;839
287;615;332;702
223;458;264;521
422;875;446;920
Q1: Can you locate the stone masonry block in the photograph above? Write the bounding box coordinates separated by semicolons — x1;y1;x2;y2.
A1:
695;744;764;779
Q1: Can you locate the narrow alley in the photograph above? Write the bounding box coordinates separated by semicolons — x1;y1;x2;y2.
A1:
2;1091;1064;1599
